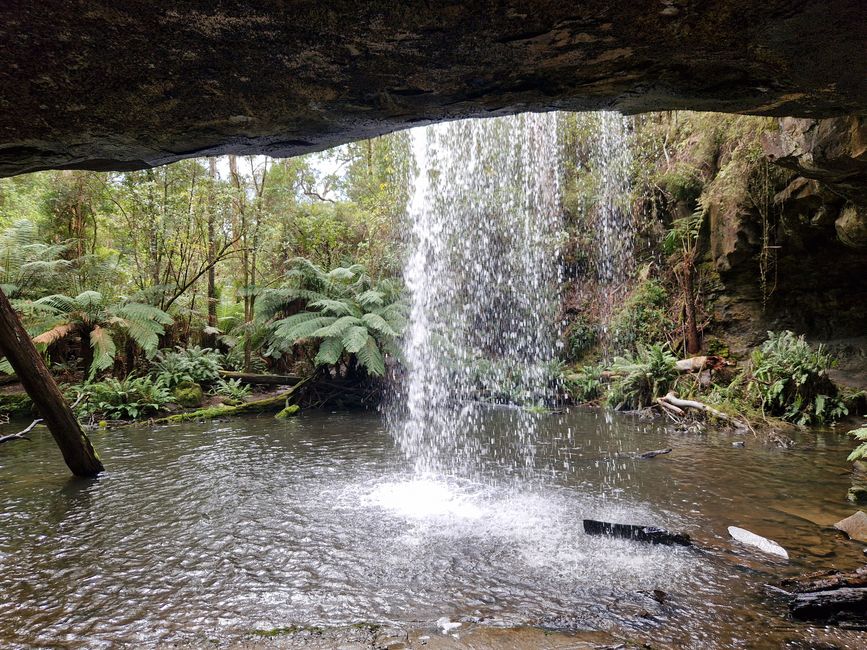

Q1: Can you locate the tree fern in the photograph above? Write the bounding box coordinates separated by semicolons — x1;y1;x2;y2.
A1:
261;258;406;377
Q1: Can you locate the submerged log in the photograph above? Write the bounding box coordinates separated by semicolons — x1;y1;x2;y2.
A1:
583;519;692;546
0;287;103;476
638;448;672;459
218;370;301;386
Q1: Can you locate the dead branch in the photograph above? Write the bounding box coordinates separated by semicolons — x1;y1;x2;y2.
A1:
0;418;43;445
657;391;749;431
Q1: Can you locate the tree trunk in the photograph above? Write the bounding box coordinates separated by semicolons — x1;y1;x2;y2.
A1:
0;287;103;477
681;256;701;355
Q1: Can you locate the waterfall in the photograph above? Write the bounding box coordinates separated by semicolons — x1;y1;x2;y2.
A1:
592;111;634;356
393;113;564;475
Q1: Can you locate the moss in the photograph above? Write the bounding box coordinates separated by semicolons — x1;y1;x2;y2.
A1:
275;404;300;419
0;393;33;417
172;381;203;408
705;337;731;358
161;405;234;423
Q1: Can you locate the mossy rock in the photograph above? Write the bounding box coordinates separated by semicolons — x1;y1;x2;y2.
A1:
173;381;204;408
275;404;300;419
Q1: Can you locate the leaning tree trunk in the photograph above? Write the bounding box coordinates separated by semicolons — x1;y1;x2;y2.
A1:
0;287;103;477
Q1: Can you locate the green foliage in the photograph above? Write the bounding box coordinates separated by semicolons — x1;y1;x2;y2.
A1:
565;364;604;403
566;316;598;361
26;291;172;378
79;376;172;420
151;346;223;387
606;343;678;410
609;280;673;354
846;423;867;463
748;331;847;425
211;378;252;402
262;258;406;377
656;162;704;205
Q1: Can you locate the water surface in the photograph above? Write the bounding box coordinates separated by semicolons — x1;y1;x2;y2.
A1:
0;410;864;648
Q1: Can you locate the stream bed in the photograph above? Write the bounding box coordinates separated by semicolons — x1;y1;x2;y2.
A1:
0;409;864;648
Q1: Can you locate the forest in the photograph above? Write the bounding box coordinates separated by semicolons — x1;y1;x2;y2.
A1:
0;112;863;448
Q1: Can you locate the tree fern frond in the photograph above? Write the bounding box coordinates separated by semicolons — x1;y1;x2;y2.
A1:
356;336;385;376
357;289;385;308
32;323;75;346
315;337;345;366
311;315;362;339
89;325;117;378
307;298;357;317
361;312;398;338
342;325;370;354
274;315;336;341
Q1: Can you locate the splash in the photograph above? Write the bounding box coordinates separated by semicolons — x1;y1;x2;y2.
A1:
393;113;564;475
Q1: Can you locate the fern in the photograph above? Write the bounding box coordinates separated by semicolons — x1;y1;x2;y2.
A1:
261;258;406;377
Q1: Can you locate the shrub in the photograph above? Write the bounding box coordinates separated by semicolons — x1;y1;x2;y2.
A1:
79;376;172;420
606;343;678;410
609;280;673;354
151;346;223;387
566;316;598;361
748;331;847;425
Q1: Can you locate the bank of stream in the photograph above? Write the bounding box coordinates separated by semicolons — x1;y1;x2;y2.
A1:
0;409;864;648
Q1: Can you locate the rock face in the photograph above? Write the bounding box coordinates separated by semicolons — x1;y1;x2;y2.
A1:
700;116;867;367
1;1;866;176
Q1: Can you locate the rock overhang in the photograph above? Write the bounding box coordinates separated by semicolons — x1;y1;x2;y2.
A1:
1;0;865;177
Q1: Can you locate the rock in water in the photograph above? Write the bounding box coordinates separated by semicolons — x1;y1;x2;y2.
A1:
833;511;867;543
728;526;789;559
583;519;692;546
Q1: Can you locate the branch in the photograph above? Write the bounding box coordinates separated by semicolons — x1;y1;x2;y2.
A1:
0;418;42;445
657;391;750;431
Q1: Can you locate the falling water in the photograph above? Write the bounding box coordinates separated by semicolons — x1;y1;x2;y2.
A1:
592;111;634;356
394;113;564;475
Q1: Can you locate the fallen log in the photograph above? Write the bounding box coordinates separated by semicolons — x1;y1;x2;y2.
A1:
657;392;749;430
218;370;301;386
769;566;867;626
790;587;867;623
675;355;733;373
781;566;867;593
583;519;691;546
151;376;311;424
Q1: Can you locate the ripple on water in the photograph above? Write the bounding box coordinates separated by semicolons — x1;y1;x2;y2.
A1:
0;411;864;649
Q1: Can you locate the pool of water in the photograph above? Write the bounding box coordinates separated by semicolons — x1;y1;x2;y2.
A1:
0;409;864;648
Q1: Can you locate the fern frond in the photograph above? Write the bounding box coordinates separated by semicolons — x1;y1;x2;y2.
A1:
356;336;385;376
89;325;117;378
315;337;345;366
311;315;362;339
32;323;75;346
342;325;370;354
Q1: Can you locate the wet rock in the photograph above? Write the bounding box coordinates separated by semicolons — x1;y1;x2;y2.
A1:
583;519;692;546
728;526;789;559
732;440;745;448
847;486;867;505
834;511;867;543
